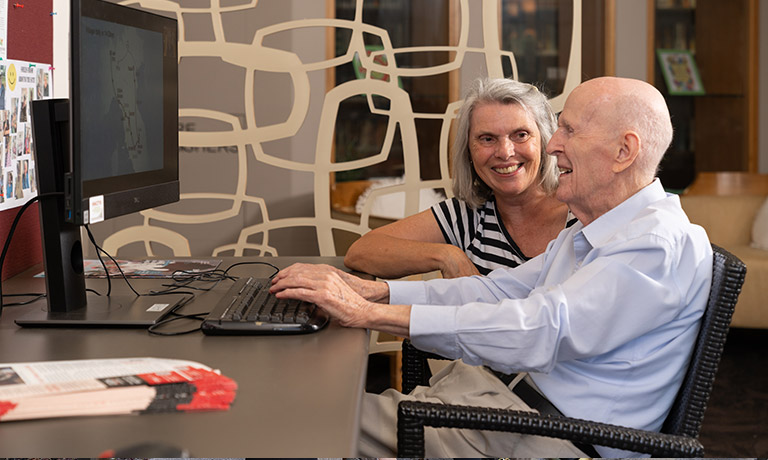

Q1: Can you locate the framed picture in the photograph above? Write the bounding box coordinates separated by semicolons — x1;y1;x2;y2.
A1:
656;49;705;95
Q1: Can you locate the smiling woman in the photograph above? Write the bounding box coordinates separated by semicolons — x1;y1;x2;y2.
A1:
343;77;577;279
467;101;544;205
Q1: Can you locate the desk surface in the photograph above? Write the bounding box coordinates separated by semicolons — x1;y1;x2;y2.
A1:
0;256;369;457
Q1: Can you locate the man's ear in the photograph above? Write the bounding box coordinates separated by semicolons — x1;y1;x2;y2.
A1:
613;130;640;173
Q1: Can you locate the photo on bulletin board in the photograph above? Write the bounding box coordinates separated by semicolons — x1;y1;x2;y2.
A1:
0;60;52;211
656;49;705;96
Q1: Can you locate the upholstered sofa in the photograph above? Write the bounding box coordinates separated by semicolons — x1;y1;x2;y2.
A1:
680;193;768;329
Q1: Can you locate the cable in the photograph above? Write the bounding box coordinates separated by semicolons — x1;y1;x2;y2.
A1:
84;224;112;296
80;231;206;333
0;193;62;319
223;260;280;278
149;269;235;295
146;260;281;335
77;232;207;333
84;225;141;297
1;293;46;306
147;309;208;336
0;198;281;332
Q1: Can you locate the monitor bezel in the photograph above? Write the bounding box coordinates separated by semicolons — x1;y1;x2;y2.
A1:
67;0;179;225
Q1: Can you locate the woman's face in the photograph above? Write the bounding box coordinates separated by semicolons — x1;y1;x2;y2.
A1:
468;101;542;200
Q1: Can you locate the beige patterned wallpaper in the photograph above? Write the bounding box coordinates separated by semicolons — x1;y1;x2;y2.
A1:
94;0;582;258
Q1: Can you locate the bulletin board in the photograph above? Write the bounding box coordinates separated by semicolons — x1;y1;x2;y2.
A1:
0;0;52;280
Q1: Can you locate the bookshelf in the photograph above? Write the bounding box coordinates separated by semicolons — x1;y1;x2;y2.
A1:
648;0;759;190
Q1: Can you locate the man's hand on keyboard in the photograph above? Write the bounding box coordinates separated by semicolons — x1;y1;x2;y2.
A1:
269;263;383;329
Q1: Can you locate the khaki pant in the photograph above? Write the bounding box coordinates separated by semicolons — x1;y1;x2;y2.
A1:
359;359;589;458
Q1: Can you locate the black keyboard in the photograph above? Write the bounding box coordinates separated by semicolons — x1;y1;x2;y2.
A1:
201;277;329;335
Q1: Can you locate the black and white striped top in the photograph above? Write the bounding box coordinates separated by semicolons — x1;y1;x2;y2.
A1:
431;197;578;275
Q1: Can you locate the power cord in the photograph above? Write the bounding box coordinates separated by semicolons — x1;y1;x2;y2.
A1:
2;293;47;306
0;193;62;319
85;224;142;297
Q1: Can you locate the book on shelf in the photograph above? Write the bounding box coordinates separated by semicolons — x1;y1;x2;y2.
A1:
0;357;237;422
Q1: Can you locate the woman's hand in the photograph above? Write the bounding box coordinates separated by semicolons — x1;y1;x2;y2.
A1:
438;245;481;278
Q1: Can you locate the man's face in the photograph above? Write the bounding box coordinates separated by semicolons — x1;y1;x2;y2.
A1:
546;87;618;221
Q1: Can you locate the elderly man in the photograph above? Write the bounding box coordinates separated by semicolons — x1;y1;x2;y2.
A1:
270;77;712;457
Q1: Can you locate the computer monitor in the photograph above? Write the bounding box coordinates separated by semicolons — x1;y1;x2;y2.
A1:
17;0;182;327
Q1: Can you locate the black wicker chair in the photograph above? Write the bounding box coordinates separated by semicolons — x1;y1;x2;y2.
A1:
397;244;746;457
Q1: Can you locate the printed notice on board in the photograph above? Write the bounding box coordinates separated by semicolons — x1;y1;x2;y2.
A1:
0;60;52;211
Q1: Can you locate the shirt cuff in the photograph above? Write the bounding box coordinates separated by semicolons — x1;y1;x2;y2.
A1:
386;280;459;357
409;304;459;358
386;280;427;305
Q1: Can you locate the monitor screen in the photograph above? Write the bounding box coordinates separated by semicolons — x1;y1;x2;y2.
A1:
68;0;179;224
17;0;182;327
79;15;165;180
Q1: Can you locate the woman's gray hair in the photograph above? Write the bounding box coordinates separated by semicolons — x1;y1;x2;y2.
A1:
452;77;559;208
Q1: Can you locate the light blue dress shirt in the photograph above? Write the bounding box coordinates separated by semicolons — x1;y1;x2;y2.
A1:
388;180;713;457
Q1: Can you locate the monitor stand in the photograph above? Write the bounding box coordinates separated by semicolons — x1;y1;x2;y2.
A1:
15;293;185;327
21;98;187;329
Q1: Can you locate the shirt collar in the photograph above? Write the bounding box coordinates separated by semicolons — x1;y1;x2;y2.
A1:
579;179;668;247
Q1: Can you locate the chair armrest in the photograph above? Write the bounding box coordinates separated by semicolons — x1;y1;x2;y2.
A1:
401;339;450;394
397;400;704;457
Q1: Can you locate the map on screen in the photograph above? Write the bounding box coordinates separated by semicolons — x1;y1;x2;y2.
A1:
79;16;164;181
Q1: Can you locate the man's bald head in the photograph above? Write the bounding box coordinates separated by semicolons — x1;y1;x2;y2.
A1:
571;77;673;179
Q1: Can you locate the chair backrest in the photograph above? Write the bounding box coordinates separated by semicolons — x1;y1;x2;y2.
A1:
661;244;746;437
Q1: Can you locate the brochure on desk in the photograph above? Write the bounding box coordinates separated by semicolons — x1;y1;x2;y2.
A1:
35;259;222;278
0;357;237;421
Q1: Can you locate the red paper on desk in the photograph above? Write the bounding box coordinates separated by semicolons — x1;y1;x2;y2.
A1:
0;358;237;421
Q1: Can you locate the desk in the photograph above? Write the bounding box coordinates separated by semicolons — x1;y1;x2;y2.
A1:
0;257;369;457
